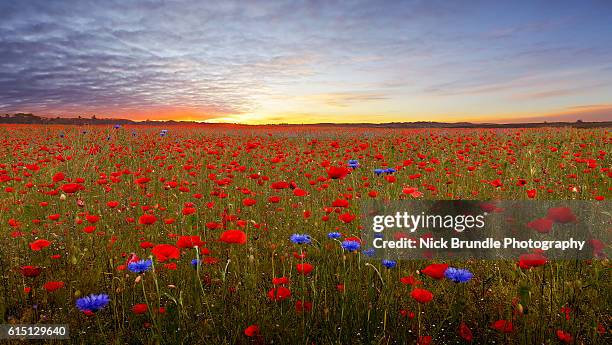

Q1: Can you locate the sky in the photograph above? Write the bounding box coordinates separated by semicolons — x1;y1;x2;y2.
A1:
1;0;611;124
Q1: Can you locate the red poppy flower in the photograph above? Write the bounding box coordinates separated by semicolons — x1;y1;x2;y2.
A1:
459;322;473;342
400;276;422;286
61;183;84;193
20;266;42;277
52;172;65;182
293;188;307;196
106;201;119;208
338;213;356;223
29;239;51;251
151;244;180;262
518;253;547;269
139;214;157;225
132;303;148;314
491;319;514;333
176;235;205;248
272;277;289;285
327;166;349;179
296;263;314;275
527;217;553;233
295;300;312;312
331;199;349;207
421;263;449;279
43;281;65;292
244;324;260;337
417;336;432;345
410;288;433;304
86;215;100;223
219;230;247;245
267;286;291;301
546;207;576;223
556;329;572;343
242;198;257;206
271;181;289;189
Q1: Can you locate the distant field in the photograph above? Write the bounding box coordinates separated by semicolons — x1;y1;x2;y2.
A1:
0;125;610;344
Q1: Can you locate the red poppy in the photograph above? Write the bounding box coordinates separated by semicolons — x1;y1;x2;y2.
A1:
338;213;356;223
219;230;247;245
293;188;307;196
151;244;180;262
244;324;260;337
176;235;205;248
86;215;100;223
30;239;51;251
272;277;289;285
410;288;433;304
527;189;537;198
295;300;312;312
546;207;576;223
491;320;514;333
331;199;349;208
417;336;432;345
556;329;572;343
296;263;314;275
106;201;119;208
242;198;257;206
20;266;42;277
270;181;289;189
139;214;157;225
132;303;148;314
421;263;449;279
459;322;473;342
267;286;291;301
182;207;196;215
52;172;65;182
527;217;553;233
400;276;422;286
518;253;547;269
61;183;84;193
43;281;65;292
327;166;349;179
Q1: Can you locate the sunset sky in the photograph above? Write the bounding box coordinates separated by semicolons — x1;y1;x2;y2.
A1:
1;1;611;124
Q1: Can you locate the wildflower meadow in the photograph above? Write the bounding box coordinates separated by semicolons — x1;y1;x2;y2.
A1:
0;124;610;344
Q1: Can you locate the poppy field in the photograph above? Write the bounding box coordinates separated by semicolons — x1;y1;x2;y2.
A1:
0;124;610;344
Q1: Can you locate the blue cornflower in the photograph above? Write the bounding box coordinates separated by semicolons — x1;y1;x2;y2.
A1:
374;168;384;176
191;258;200;267
160;129;168;137
444;267;473;283
59;132;65;138
113;124;121;129
382;260;397;269
327;232;342;239
290;233;311;245
341;240;361;252
127;259;152;274
348;159;360;169
384;168;396;174
75;293;110;313
362;248;375;257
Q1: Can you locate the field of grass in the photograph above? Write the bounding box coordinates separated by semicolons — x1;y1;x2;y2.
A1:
0;125;610;344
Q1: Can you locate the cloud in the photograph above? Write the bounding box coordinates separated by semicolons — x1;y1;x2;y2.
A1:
0;1;611;122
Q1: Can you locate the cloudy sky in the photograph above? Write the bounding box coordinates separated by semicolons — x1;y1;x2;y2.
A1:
1;0;611;123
